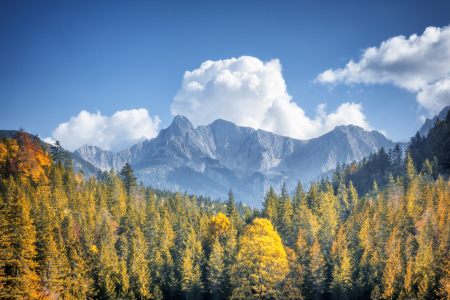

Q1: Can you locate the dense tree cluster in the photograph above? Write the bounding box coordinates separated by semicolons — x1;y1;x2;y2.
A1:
334;110;450;198
1;128;450;299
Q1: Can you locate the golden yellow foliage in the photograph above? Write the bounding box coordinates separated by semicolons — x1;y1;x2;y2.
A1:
74;171;85;185
231;218;288;299
204;213;230;249
209;213;230;237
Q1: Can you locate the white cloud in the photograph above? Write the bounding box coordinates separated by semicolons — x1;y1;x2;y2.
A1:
52;109;161;151
316;25;450;116
417;79;450;115
43;137;56;145
171;56;373;140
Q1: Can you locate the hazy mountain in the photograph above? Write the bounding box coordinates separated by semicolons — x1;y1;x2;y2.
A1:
74;116;397;207
419;106;450;136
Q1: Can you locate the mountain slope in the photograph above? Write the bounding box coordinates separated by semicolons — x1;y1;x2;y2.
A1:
0;130;101;179
74;116;397;206
419;106;450;136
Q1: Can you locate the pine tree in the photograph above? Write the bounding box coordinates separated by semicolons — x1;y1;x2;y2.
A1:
63;214;92;299
330;229;354;300
34;186;66;298
338;181;350;221
95;216;119;299
402;151;417;189
222;223;237;299
292;181;307;231
117;257;132;299
225;188;238;223
207;237;225;300
50;140;64;163
421;158;433;182
128;227;151;300
108;174;127;223
282;247;304;299
278;182;295;247
415;217;437;299
180;226;203;300
0;177;41;299
347;180;358;209
308;238;327;300
381;227;404;300
120;163;137;195
262;187;278;225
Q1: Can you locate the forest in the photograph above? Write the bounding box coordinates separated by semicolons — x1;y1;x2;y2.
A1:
1;111;450;300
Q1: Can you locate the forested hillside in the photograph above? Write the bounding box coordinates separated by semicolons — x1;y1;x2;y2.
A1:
1;128;450;299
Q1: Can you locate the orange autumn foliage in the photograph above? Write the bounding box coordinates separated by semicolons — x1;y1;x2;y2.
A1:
0;130;51;184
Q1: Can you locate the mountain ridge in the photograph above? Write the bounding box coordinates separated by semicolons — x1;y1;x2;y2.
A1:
74;116;397;206
419;106;450;136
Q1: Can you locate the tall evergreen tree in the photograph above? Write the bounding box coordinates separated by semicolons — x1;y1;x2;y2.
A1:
120;163;137;195
225;188;238;224
308;238;327;300
262;187;278;225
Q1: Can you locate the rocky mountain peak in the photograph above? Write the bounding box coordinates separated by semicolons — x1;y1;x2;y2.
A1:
159;115;195;140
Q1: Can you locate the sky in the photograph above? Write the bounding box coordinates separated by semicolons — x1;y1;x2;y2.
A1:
1;1;450;152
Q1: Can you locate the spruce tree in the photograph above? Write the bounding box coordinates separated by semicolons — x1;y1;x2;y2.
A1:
120;163;137;195
225;188;239;225
207;237;225;300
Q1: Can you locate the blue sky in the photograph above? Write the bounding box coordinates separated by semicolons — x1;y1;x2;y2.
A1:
1;1;450;151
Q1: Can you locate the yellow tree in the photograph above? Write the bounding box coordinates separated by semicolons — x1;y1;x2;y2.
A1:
0;177;41;299
330;228;354;300
282;247;305;299
381;227;404;300
231;218;288;299
415;217;437;299
308;238;327;300
180;226;203;300
204;213;230;247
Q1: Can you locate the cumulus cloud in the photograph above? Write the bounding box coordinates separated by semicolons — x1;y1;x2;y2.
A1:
51;109;161;151
171;56;373;140
316;25;450;116
417;79;450;115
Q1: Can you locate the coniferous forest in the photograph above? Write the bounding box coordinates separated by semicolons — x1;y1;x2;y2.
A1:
1;113;450;300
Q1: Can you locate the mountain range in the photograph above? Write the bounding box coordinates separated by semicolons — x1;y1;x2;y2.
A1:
11;106;449;207
73;116;399;206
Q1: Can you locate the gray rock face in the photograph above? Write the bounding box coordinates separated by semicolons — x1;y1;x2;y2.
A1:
419;106;450;136
73;116;397;207
74;145;131;171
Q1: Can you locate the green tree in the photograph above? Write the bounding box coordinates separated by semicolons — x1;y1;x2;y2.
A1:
225;188;238;223
262;188;278;225
120;163;137;195
278;182;295;247
207;237;225;300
